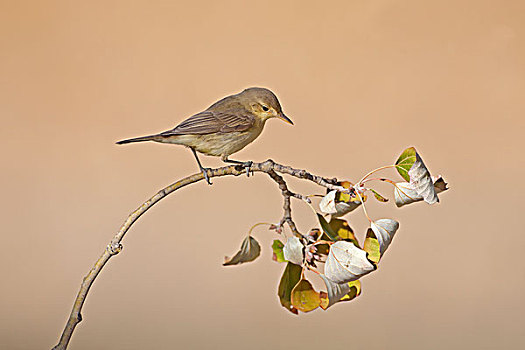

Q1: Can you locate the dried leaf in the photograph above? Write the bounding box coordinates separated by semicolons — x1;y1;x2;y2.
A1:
395;147;417;181
319;183;363;217
319;190;338;215
333;201;361;217
319;275;361;309
272;240;286;263
291;279;321;312
283;236;304;265
394;176;448;207
408;152;438;204
325;241;376;284
370;189;389;202
371;219;399;256
328;218;359;246
223;236;261;266
278;262;302;314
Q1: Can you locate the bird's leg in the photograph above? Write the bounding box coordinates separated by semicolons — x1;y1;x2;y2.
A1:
222;156;253;177
191;148;212;185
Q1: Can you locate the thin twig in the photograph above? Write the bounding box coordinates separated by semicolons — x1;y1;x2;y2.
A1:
265;169;301;236
52;159;343;350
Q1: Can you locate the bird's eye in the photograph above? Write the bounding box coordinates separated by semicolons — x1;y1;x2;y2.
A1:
261;105;269;112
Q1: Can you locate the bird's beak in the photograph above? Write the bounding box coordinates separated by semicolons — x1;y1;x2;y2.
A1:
278;113;294;125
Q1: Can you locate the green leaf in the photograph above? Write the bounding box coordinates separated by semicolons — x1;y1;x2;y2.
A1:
317;214;338;241
363;229;380;264
395;147;417;181
328;218;359;246
272;240;286;263
370;189;389;202
278;262;302;314
291;279;321;312
223;236;261;266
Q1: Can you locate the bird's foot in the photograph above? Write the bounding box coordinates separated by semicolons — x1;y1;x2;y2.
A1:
201;168;213;185
239;161;253;177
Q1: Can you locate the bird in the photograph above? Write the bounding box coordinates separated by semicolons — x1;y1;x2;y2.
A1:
116;87;293;184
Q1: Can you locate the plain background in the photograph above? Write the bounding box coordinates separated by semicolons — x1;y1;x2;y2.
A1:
1;1;524;349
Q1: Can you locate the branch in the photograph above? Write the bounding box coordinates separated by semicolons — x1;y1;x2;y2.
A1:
52;159;341;350
266;169;302;235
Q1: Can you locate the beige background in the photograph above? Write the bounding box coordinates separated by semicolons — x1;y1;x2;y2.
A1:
1;1;524;349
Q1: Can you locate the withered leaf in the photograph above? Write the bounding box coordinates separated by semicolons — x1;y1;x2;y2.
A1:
319;275;361;309
223;236;261;266
325;241;376;284
283;236;304;265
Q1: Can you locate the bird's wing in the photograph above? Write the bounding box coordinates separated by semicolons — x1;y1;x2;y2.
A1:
160;110;255;136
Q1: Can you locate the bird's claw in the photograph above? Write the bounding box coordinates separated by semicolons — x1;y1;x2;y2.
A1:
242;161;253;177
201;168;213;185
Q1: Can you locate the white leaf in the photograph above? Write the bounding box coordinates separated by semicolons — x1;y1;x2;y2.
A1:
319;190;361;217
371;219;399;255
319;190;338;214
283;236;304;265
325;241;376;284
319;274;351;309
408;153;438;204
223;236;261;266
333;201;360;217
394;176;448;207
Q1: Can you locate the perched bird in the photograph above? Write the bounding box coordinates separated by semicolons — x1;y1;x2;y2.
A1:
116;87;293;184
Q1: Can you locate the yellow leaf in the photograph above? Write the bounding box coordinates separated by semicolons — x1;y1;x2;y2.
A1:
291;279;321;313
363;230;380;264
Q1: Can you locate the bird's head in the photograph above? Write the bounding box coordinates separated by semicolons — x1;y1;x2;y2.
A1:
240;87;293;125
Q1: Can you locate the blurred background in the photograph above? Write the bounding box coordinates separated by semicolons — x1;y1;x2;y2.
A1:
1;1;524;349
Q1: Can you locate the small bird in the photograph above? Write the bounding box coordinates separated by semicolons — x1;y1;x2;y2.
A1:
116;87;293;184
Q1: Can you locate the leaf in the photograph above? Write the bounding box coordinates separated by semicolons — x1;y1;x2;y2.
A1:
317;213;338;241
333;201;361;217
325;241;376;284
223;236;261;266
370;189;389;202
291;279;321;312
319;275;361;309
408;152;439;204
278;262;302;314
395;147;417;181
319;190;338;215
272;240;286;263
394;176;448;207
328;218;359;246
363;232;380;264
371;219;399;256
283;236;304;265
319;183;363;217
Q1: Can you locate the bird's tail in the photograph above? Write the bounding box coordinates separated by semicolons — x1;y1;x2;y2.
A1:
116;134;159;145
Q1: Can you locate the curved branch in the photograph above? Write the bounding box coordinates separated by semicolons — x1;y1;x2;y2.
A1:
52;159;341;350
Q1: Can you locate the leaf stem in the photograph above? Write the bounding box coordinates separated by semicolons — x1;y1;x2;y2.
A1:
357;164;398;185
248;222;274;236
354;191;372;223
